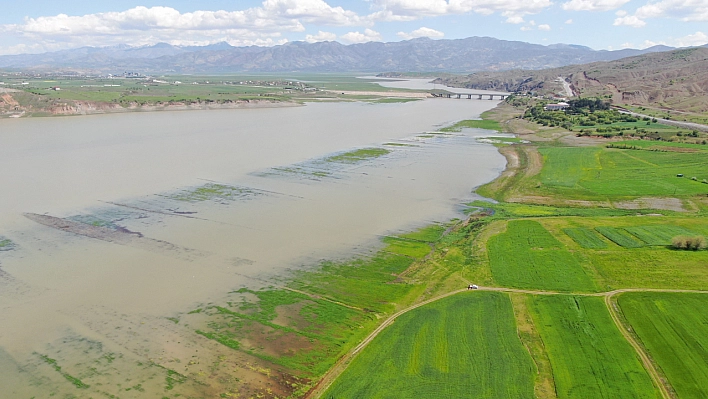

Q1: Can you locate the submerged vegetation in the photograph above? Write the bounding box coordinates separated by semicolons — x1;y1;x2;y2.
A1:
325;148;390;163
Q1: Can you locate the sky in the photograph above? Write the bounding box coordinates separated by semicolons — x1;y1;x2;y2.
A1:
0;0;706;55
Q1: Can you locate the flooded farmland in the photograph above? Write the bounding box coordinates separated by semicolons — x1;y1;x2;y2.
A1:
0;99;506;398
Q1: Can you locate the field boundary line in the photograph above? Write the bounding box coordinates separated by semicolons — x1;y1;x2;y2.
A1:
604;292;673;399
306;288;467;399
308;286;708;399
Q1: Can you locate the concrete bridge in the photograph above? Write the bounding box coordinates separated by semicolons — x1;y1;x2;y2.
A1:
430;91;507;100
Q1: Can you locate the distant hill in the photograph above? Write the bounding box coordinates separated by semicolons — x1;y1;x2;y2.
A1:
0;37;673;74
437;47;708;113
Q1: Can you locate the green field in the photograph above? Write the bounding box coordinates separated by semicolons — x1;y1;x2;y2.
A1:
622;225;698;246
537;217;708;290
536;146;708;200
529;296;660;398
487;220;596;292
563;227;609;249
595;227;645;248
325;292;535;398
618;293;708;399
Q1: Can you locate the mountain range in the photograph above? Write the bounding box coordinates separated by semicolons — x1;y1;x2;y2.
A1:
437;47;708;113
0;37;680;74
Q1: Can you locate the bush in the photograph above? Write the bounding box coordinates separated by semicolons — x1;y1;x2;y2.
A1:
672;236;708;250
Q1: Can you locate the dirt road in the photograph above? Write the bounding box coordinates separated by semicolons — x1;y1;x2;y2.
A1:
308;285;708;398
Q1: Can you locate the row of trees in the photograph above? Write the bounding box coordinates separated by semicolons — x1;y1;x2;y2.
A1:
672;236;707;250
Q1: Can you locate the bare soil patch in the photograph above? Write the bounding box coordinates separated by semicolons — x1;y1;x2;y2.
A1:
613;197;686;212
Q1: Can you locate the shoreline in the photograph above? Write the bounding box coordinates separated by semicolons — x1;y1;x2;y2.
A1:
0;98;302;119
0;99;507;398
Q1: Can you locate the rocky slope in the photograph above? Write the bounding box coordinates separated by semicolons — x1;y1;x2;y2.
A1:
437;47;708;113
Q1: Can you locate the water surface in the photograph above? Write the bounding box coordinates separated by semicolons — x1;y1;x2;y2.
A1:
0;99;506;397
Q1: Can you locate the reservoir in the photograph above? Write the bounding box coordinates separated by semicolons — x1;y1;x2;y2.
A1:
0;98;506;397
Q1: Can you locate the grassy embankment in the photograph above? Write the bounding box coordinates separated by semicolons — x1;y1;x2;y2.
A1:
324;101;708;399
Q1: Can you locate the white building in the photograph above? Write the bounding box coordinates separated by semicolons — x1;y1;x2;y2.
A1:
544;102;570;111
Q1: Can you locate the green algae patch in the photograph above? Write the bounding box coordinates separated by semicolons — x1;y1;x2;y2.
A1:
0;237;15;251
38;353;90;389
441;119;503;132
325;148;390;164
167;183;262;202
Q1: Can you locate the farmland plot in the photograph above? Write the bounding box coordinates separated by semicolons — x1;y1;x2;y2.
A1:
536;146;708;200
622;225;698;246
530;296;660;399
618;293;708;399
563;228;608;249
488;220;596;291
595;227;644;248
325;292;535;399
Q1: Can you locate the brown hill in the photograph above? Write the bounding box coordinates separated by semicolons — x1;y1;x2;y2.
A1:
437;47;708;114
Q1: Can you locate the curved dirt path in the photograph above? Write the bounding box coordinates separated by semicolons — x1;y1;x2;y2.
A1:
306;288;467;398
309;286;708;399
603;292;672;399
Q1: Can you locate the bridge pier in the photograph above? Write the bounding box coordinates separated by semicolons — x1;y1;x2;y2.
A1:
431;91;509;100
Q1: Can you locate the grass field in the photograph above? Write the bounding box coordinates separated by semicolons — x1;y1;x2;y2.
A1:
622;225;698;246
536;217;708;290
487;220;596;292
324;292;535;398
563;227;609;249
529;295;660;399
595;227;645;248
618;293;708;399
468;200;653;219
536;146;708;200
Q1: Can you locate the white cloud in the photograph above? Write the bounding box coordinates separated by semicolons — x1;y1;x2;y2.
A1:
0;1;366;52
610;0;708;34
369;0;553;23
639;31;708;48
520;26;533;31
562;0;630;11
305;30;337;42
396;26;445;39
673;31;708;47
639;39;665;48
506;16;525;24
634;0;708;22
613;15;646;27
261;0;364;26
340;28;382;44
538;24;551;30
565;19;573;24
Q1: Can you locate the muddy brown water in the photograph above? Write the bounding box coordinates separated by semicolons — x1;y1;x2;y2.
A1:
0;99;507;397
